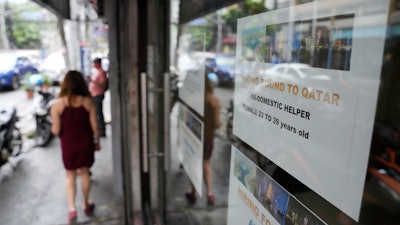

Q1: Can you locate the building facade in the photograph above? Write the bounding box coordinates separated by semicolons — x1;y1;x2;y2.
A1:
38;0;400;224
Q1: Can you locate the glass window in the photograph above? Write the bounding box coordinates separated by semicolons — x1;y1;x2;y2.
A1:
168;1;400;224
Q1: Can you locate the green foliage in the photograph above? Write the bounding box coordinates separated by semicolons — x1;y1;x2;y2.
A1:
22;73;34;91
11;19;42;48
222;7;241;33
181;0;268;52
222;0;268;33
242;0;267;15
42;74;51;86
4;1;43;49
183;16;215;51
23;84;33;91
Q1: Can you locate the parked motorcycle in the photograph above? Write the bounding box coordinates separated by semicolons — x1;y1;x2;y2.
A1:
226;99;236;142
0;105;23;168
169;66;183;110
34;90;55;147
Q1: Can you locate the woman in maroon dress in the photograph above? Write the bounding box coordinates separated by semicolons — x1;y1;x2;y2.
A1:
185;78;221;209
51;70;100;225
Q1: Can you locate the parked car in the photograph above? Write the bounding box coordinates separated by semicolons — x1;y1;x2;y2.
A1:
0;52;38;90
264;63;341;83
205;54;236;87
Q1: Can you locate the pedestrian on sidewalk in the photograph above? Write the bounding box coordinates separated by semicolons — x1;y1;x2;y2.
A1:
88;57;108;137
51;70;100;225
186;78;221;209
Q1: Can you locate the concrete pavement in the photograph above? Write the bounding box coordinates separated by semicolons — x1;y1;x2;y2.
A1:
0;88;233;225
0;126;124;225
0;90;124;225
165;103;233;225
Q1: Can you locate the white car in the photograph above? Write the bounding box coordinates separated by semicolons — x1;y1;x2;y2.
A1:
264;63;333;83
39;53;66;85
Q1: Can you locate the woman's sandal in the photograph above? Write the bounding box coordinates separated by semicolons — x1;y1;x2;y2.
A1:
185;191;197;205
206;195;215;211
84;202;95;216
68;211;77;225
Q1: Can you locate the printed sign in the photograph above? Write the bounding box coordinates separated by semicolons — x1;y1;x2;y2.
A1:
233;0;389;220
177;104;204;196
227;147;327;225
178;64;205;116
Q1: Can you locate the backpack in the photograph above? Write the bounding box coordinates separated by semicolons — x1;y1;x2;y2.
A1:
105;76;109;91
103;72;109;91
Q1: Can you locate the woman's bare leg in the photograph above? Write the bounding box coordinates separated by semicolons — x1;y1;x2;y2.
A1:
79;167;92;208
203;159;213;196
66;170;77;212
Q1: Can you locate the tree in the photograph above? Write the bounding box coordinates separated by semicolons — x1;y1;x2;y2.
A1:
3;1;43;49
10;18;42;49
182;15;216;52
0;3;10;49
181;1;268;52
222;0;268;33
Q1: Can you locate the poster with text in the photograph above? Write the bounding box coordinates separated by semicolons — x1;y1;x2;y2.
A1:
233;0;389;220
227;147;327;225
177;104;204;196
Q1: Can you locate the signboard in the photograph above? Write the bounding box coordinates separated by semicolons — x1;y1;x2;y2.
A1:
178;63;205;116
79;44;91;77
177;104;204;196
227;147;327;225
178;34;207;116
233;0;389;220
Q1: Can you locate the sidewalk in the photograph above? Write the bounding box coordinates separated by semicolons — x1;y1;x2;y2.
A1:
0;89;232;225
0;91;124;225
0;127;124;225
165;103;232;225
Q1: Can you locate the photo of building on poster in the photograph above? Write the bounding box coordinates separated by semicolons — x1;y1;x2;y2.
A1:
177;104;204;196
241;14;354;71
285;198;326;225
228;147;326;225
254;170;289;225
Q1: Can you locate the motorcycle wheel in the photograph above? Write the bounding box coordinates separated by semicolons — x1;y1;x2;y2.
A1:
35;121;53;147
1;149;10;165
11;127;23;156
226;114;237;141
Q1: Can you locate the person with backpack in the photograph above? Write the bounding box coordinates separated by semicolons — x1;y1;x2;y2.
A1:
88;57;107;137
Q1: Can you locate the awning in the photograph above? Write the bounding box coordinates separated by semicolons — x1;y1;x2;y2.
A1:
33;0;238;23
31;0;70;19
179;0;239;24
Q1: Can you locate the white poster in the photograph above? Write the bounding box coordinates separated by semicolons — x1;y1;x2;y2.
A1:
178;34;207;116
227;147;327;225
228;147;281;225
177;104;204;196
178;64;205;116
233;0;389;220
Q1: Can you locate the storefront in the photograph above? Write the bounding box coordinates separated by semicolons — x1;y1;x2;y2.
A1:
38;0;400;224
166;1;400;224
